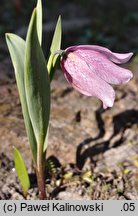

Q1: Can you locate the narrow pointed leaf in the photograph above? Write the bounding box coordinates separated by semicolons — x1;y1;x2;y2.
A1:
6;34;37;162
47;16;62;80
36;0;42;45
14;147;30;197
25;9;50;147
43;126;49;153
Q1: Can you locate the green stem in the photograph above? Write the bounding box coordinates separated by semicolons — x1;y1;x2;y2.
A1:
36;145;47;200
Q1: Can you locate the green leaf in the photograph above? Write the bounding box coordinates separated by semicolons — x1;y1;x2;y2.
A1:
47;15;62;80
36;0;42;45
25;9;50;147
14;147;30;197
43;126;49;153
6;34;37;162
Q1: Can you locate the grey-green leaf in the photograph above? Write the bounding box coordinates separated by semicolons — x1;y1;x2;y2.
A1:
6;34;37;162
14;146;30;197
47;15;62;80
36;0;42;45
25;9;50;147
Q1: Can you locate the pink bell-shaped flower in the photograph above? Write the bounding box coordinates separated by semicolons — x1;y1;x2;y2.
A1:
60;45;133;109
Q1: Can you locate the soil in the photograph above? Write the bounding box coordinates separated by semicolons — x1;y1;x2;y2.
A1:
0;56;138;200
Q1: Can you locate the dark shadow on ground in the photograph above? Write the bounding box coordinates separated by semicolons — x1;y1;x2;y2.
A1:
76;109;138;169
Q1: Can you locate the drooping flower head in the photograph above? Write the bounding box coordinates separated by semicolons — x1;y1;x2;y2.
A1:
60;45;133;109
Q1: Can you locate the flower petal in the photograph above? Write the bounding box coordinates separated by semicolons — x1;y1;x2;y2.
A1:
61;52;115;109
66;45;133;64
67;48;133;85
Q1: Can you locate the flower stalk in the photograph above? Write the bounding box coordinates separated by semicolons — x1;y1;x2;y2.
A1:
36;147;47;199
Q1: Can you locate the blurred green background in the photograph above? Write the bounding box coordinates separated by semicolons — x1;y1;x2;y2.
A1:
0;0;138;59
